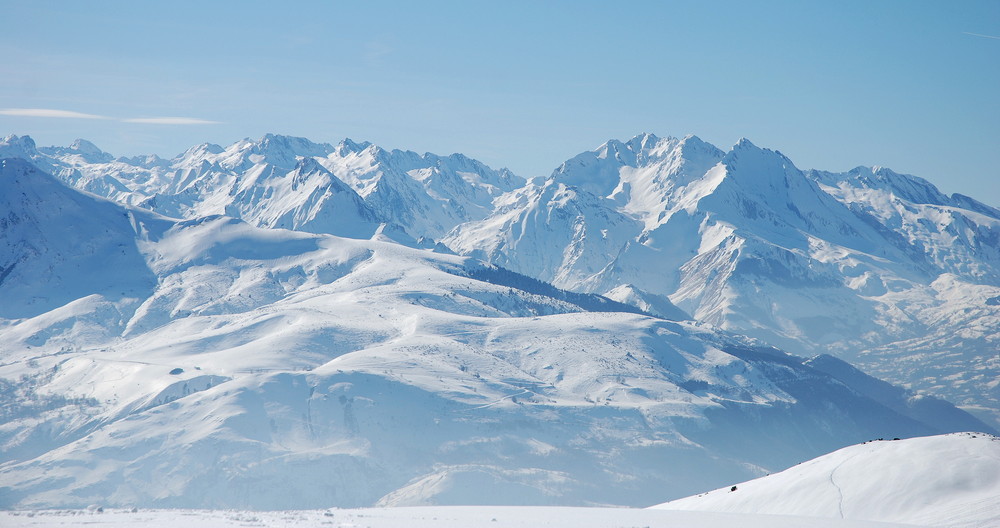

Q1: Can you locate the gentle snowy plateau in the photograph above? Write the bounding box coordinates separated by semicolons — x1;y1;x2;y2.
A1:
0;133;998;525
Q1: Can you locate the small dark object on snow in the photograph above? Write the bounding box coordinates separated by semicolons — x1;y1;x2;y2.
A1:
169;368;184;375
730;486;737;492
893;437;900;441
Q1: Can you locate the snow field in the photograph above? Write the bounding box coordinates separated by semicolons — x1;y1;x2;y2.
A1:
656;433;1000;528
0;506;917;528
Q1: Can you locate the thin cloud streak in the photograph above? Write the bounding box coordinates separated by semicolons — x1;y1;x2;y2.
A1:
0;108;108;119
963;31;1000;40
0;108;221;125
122;117;221;125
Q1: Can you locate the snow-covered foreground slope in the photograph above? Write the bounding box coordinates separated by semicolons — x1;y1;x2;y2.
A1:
0;506;916;528
0;159;989;509
655;432;1000;528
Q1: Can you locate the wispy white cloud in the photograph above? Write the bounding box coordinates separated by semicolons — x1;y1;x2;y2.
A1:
0;108;221;125
122;117;221;125
0;108;108;119
963;31;1000;40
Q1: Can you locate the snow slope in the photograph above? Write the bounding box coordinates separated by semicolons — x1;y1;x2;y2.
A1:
0;158;166;319
655;432;1000;528
0;160;989;510
0;506;916;528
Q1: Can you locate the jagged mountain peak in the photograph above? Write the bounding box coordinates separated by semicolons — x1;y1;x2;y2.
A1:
595;132;675;164
195;134;337;171
184;142;225;156
336;137;375;155
256;132;332;153
620;131;664;155
245;133;333;167
0;134;41;160
630;130;661;143
174;142;226;170
551;133;728;200
708;139;830;214
950;192;1000;220
292;154;328;174
813;165;953;207
732;136;757;149
116;152;168;168
32;138;115;165
1;133;37;149
806;163;1000;283
695;141;916;262
67;138;113;162
722;136;793;167
619;132;723;164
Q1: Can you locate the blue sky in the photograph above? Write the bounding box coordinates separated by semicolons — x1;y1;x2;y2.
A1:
2;0;998;205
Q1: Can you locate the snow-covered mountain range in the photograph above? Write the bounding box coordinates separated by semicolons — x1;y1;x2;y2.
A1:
0;154;989;509
0;134;522;242
3;132;996;426
0;132;997;509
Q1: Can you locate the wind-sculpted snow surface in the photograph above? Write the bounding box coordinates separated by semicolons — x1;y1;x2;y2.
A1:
0;161;990;510
655;432;1000;528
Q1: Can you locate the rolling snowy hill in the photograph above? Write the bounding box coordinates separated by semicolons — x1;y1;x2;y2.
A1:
655;432;1000;528
0;158;990;510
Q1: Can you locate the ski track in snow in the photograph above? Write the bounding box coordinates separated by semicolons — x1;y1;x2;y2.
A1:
828;451;861;519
